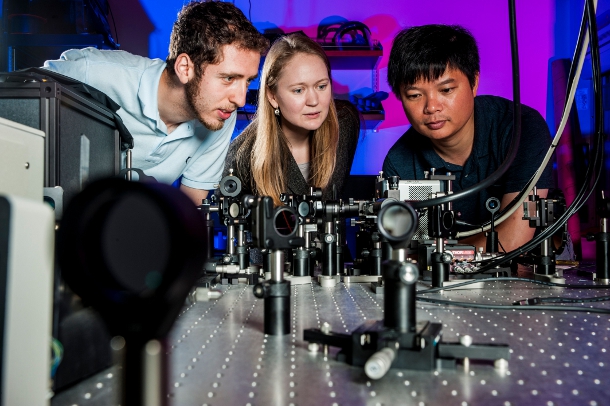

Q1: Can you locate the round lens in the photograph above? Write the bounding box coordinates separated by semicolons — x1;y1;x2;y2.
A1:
274;207;297;236
379;202;417;242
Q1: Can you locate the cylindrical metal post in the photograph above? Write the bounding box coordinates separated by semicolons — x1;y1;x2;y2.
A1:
237;225;248;270
126;149;133;181
270;249;284;282
383;258;417;333
535;238;555;275
486;231;499;254
381;239;392;261
112;337;168;406
227;224;235;256
143;339;166;406
202;213;214;261
336;220;344;276
322;221;336;277
292;225;309;277
263;280;290;335
254;249;290;335
596;218;609;283
431;238;448;288
369;233;382;276
261;249;270;275
446;172;453;212
293;248;309;277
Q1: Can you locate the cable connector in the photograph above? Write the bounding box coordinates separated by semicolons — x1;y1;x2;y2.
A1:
513;297;541;306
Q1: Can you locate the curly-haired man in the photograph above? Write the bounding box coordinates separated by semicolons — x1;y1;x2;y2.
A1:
44;1;268;203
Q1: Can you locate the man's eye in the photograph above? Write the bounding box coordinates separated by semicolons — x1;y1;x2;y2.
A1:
440;87;453;93
406;94;420;100
224;77;234;82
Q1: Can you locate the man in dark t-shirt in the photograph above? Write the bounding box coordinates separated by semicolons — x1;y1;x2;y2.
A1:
383;25;554;252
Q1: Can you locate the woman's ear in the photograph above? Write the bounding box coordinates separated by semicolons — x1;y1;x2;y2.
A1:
266;89;279;110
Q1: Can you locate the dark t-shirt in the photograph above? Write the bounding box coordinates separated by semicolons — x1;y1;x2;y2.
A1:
382;95;554;231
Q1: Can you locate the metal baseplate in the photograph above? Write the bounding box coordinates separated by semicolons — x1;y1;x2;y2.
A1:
304;319;510;372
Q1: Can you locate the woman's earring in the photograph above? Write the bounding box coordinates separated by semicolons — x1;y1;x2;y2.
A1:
274;108;280;116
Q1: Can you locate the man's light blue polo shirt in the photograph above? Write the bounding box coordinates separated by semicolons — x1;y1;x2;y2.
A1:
43;47;234;190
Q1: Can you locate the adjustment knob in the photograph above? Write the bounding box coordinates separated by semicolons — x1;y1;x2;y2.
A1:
441;251;453;264
253;283;265;298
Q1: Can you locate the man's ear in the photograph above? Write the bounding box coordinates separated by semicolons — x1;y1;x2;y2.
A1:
174;53;195;85
472;72;480;97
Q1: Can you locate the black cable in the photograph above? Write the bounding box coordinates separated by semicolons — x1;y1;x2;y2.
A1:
453;0;593;239
475;79;604;275
514;295;610;305
455;219;483;229
565;1;589;109
416;296;610;314
89;0;119;47
416;277;610;294
105;0;120;46
498;238;507;253
577;0;606;218
476;0;604;271
409;0;521;210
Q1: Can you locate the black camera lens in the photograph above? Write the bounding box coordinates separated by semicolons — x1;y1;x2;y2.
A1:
219;175;241;197
377;201;418;243
224;179;237;193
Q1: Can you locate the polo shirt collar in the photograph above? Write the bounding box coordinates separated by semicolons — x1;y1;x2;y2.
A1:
420;138;447;169
138;61;166;133
418;134;464;174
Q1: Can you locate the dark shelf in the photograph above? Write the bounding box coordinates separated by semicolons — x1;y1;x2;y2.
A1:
361;112;384;131
4;34;117;71
7;33;115;48
323;49;383;70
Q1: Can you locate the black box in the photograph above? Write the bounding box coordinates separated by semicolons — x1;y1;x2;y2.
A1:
0;78;121;206
0;74;122;392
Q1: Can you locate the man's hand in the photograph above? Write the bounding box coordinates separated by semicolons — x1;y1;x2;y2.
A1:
459;190;548;253
180;184;209;205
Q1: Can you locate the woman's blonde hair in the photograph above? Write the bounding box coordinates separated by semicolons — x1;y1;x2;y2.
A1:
236;34;339;205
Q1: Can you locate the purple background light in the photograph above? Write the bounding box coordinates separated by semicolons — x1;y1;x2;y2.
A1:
110;0;596;175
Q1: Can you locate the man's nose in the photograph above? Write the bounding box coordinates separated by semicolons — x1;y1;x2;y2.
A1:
229;82;248;108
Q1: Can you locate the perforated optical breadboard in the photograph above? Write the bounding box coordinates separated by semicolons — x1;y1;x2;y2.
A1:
52;268;610;406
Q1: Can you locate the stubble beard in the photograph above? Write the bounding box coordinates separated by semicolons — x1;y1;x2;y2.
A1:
185;74;224;131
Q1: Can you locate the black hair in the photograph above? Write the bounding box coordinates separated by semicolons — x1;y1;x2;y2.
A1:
387;24;480;97
166;0;269;76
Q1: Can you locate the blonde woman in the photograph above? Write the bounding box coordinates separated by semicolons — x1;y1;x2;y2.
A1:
223;34;360;204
